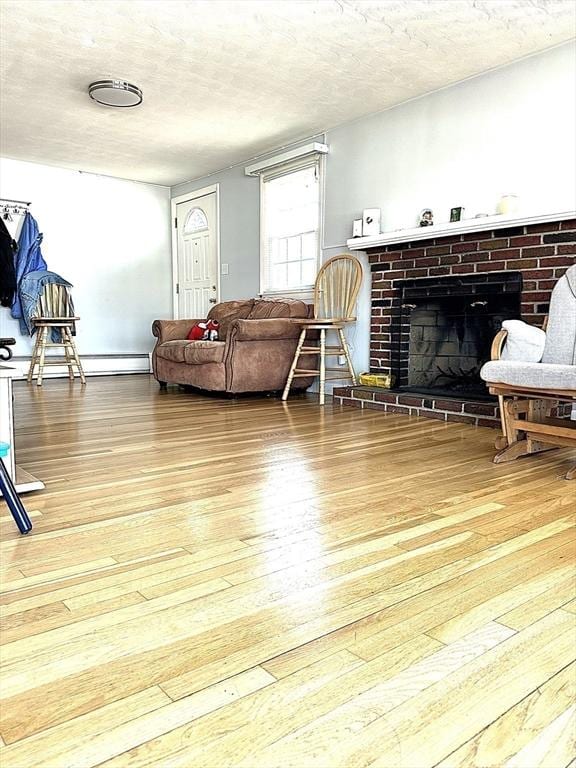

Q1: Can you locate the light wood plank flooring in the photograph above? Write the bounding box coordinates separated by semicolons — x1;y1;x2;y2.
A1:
0;374;574;768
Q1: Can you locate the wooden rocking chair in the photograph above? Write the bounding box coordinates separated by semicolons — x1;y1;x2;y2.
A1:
480;265;576;479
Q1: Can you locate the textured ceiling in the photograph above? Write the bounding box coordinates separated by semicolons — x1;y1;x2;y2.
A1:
0;0;574;186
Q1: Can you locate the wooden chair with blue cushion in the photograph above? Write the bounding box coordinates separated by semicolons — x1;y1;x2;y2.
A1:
480;264;576;478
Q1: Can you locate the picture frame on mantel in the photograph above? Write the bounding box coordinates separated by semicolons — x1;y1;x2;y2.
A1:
362;208;381;237
352;219;363;238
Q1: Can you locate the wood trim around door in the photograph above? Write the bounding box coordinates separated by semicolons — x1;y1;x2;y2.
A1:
170;183;221;320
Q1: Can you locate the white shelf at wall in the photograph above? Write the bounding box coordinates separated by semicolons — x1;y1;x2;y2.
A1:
346;210;576;251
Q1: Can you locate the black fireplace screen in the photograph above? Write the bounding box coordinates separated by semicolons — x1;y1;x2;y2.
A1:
395;272;522;400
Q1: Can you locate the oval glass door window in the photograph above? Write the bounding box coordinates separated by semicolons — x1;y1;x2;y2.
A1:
184;207;208;234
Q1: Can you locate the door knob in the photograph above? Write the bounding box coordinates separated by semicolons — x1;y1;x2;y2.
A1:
209;298;217;304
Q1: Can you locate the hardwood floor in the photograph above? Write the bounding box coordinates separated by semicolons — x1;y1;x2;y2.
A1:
0;374;574;768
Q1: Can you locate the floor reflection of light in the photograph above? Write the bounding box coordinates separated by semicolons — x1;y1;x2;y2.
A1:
257;452;330;616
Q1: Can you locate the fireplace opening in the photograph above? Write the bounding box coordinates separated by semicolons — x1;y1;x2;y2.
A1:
395;272;522;401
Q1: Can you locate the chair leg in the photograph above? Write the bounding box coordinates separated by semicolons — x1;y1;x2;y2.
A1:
494;397;556;464
36;327;49;386
27;330;42;383
282;328;307;401
319;329;326;406
496;394;508;449
65;328;86;384
63;333;75;380
0;457;33;534
337;328;357;385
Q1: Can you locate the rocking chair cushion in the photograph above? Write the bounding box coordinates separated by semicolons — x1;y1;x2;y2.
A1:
541;264;576;366
500;320;546;363
481;360;576;391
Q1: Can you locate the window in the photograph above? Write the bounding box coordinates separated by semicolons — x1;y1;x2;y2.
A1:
184;207;208;233
260;159;321;294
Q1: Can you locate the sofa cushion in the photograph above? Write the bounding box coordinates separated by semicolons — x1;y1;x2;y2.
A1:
481;360;576;391
248;298;309;320
156;340;190;363
208;300;254;339
184;340;225;365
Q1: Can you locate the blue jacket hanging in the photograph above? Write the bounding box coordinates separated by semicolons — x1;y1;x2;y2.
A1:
11;211;48;330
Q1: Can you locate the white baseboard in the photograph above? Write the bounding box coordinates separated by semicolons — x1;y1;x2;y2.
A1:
7;354;151;379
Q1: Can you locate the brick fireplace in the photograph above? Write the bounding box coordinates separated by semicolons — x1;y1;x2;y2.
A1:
333;215;576;426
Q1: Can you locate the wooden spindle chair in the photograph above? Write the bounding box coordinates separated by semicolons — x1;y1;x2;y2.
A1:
28;283;85;385
282;254;363;405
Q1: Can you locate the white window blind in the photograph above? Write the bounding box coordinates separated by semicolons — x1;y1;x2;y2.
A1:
260;158;321;295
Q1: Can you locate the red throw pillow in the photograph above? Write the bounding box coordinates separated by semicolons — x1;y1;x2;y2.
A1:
187;321;208;341
187;320;220;341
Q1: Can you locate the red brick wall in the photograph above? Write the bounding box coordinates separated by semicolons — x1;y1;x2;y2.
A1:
333;216;575;426
369;217;575;372
332;385;501;426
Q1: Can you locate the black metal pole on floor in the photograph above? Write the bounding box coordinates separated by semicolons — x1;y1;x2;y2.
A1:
0;448;33;535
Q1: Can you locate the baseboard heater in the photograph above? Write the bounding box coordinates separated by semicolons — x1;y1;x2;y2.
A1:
8;354;150;378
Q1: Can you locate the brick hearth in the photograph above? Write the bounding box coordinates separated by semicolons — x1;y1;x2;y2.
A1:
334;215;576;425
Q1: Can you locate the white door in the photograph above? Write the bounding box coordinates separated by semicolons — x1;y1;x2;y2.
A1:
175;193;218;318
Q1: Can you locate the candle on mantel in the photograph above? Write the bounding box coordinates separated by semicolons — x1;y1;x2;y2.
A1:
497;194;520;215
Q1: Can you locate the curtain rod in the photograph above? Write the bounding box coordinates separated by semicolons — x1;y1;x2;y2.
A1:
0;198;31;206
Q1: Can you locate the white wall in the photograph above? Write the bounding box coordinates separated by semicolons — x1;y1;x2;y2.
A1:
323;42;576;379
0;158;172;373
323;42;576;245
171;43;576;384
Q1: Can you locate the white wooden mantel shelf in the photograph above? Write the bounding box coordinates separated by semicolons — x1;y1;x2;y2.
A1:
346;210;576;251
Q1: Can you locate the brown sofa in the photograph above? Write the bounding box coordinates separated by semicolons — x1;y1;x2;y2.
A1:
152;298;316;394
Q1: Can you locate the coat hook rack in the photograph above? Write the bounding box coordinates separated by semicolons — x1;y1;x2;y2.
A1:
1;199;31;221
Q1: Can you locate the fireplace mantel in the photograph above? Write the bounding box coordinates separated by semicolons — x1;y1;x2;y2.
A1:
347;210;576;251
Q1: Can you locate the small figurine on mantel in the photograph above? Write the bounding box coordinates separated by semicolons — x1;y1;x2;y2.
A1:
419;208;433;227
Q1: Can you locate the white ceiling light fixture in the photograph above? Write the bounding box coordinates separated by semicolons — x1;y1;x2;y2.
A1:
88;79;142;108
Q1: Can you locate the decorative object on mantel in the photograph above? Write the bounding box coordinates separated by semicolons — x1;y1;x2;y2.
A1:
497;194;520;215
419;208;433;227
352;219;363;238
362;208;381;237
450;206;465;222
475;213;489;218
346;210;576;251
359;372;394;388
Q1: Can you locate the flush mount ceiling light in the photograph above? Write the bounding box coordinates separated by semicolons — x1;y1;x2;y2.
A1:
88;80;142;108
